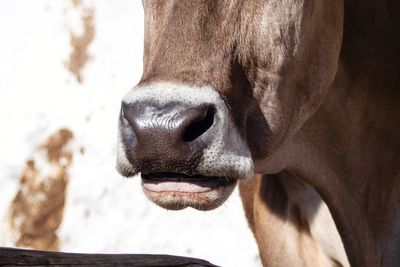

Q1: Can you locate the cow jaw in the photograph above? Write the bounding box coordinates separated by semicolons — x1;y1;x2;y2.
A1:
141;173;237;210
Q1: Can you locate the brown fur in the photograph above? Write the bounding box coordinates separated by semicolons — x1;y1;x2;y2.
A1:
137;1;400;266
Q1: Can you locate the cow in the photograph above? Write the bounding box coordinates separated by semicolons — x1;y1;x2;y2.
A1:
116;1;400;266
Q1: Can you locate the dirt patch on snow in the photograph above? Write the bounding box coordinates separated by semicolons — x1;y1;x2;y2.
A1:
66;3;95;83
8;129;74;251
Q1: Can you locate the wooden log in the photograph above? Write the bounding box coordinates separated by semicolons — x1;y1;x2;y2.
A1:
0;247;220;267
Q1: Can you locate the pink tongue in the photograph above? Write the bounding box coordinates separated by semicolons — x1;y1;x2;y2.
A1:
142;180;217;193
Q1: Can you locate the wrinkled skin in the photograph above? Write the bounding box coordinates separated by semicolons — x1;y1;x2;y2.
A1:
118;1;400;266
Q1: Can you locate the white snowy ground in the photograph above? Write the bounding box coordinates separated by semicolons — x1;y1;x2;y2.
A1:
0;1;261;266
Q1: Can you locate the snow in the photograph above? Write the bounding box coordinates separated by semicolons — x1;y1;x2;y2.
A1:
0;1;261;266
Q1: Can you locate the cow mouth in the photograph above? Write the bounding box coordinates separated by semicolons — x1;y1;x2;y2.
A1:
141;172;236;192
141;172;237;211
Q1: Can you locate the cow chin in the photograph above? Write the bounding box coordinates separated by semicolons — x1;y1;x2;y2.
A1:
141;176;237;211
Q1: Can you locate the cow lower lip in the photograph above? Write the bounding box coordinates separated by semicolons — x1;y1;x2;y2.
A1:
141;172;236;193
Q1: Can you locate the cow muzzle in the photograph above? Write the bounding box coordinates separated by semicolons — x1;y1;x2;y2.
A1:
117;82;253;210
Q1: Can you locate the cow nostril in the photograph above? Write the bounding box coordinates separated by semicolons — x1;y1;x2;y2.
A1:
182;106;215;142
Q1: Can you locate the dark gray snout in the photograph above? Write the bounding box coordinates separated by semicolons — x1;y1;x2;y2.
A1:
116;83;253;179
120;100;216;174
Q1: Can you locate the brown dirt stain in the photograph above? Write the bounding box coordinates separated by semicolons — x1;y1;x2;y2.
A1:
66;5;95;84
8;128;74;251
71;0;82;7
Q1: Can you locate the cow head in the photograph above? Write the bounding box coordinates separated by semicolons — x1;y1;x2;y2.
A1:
117;1;343;210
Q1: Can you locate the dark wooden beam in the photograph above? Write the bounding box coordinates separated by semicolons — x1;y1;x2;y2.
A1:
0;247;220;267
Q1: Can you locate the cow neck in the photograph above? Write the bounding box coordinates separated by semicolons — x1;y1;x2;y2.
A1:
287;64;400;267
281;2;400;266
